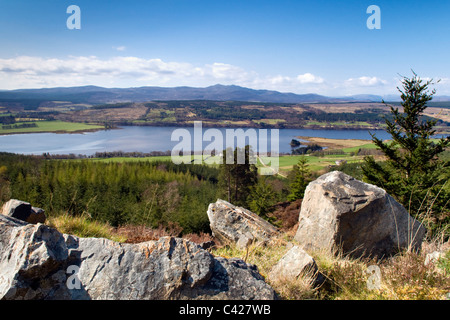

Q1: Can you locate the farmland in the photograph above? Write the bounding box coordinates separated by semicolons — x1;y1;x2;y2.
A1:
0;120;104;134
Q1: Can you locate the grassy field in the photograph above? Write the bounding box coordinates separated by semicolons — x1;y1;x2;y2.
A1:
298;136;376;149
277;154;364;172
88;136;380;175
0;120;104;134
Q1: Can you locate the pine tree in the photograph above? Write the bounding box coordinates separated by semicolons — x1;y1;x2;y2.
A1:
218;146;258;207
248;177;275;218
362;72;450;233
287;157;311;201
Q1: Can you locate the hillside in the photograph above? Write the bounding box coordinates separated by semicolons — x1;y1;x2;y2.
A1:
0;84;360;105
1;84;449;135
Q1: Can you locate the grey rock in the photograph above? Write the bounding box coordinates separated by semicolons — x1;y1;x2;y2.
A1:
2;199;46;224
424;251;442;266
268;245;322;285
294;171;426;259
0;214;276;300
207;199;279;248
0;215;68;300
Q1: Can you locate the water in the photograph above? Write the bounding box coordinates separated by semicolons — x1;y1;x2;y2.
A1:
0;126;392;155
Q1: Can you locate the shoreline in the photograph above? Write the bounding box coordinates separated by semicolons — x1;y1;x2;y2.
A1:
296;136;374;150
0;126;115;136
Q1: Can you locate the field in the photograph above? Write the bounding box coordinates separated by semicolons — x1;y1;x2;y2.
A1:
1;98;449;135
298;136;376;149
0;120;104;134
88;137;381;175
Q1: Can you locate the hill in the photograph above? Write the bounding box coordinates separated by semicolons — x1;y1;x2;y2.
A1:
0;84;419;105
0;84;351;105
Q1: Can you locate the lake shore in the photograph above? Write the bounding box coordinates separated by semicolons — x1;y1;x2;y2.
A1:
0;121;106;136
297;136;375;150
0;125;392;156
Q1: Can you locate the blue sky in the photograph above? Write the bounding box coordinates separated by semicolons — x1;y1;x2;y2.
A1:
0;0;449;96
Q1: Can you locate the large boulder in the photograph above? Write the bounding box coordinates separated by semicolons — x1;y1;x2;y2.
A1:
207;199;279;248
294;171;426;259
0;216;68;299
0;214;277;300
2;199;46;224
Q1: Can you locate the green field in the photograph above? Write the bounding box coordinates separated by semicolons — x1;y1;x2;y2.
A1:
86;135;384;174
89;152;369;176
277;154;362;172
342;142;378;153
0;121;104;134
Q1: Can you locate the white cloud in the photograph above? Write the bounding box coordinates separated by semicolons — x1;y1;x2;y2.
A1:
344;76;388;87
114;46;127;52
0;56;201;88
0;55;328;93
0;55;411;96
296;73;324;84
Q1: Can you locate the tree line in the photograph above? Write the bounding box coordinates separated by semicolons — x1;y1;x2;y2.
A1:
0;154;219;233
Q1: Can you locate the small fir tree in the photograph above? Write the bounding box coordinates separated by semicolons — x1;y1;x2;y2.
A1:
362;72;450;234
287;157;311;201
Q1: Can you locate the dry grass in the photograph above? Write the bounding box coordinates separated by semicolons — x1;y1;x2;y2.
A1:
114;223;215;244
303;102;388;114
115;223;183;243
269;271;319;300
307;240;450;300
210;233;450;300
47;213;126;242
377;249;449;299
298;136;374;150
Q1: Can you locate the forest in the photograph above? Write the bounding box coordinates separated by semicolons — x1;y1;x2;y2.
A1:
0;153;221;233
0;150;294;234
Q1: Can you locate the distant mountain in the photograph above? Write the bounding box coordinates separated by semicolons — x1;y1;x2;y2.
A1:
0;84;351;105
1;84;450;104
344;94;384;102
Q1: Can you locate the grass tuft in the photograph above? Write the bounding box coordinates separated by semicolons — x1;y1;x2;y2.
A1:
47;213;126;242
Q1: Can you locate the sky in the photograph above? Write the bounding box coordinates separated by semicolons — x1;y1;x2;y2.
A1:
0;0;450;96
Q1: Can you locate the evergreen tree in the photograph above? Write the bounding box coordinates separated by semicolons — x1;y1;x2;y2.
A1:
287;157;311;201
218;146;258;207
362;72;450;233
248;178;275;219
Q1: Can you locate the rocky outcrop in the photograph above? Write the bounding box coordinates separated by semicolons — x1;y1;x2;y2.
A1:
2;199;46;224
294;171;426;259
0;214;277;300
0;216;68;299
207;199;279;249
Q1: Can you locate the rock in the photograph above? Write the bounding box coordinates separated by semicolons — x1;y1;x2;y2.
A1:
268;245;323;286
207;199;279;248
0;215;69;299
424;251;442;266
2;199;46;224
294;171;426;259
0;214;277;300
